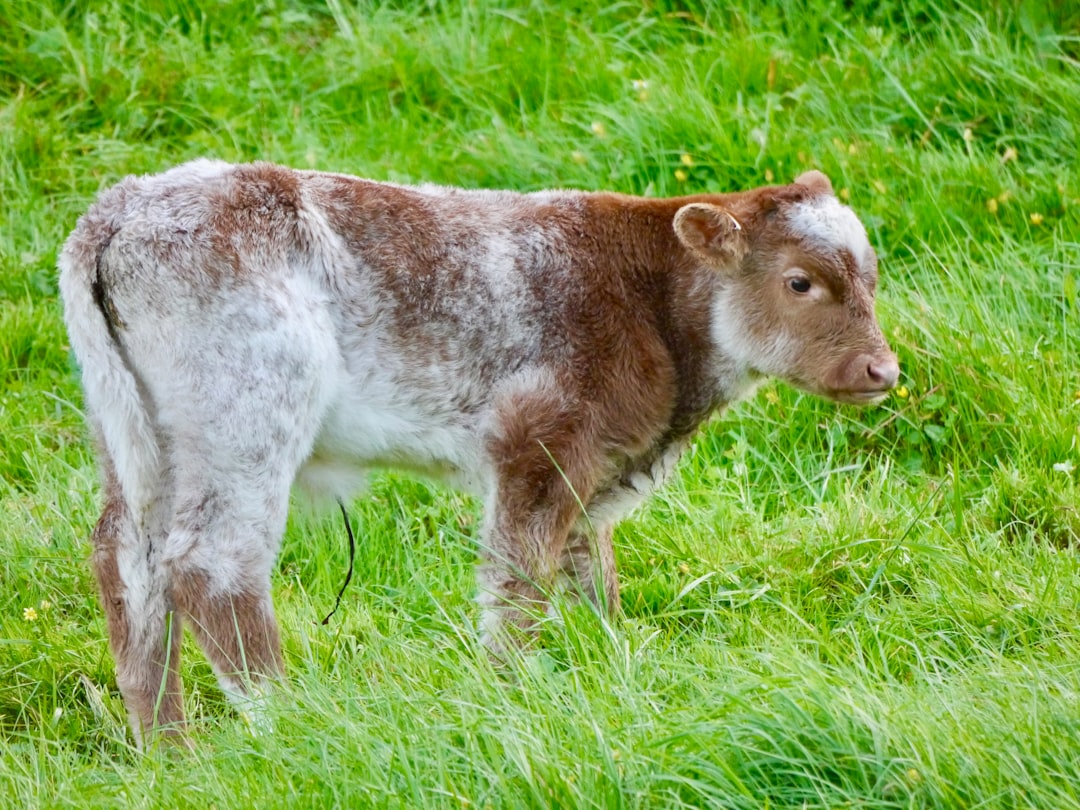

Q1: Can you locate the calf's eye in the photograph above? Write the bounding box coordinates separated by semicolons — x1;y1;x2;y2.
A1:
787;276;812;294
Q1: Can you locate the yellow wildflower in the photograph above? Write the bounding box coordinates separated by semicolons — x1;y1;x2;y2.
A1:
678;562;690;574
680;153;694;167
674;169;688;183
764;169;774;182
23;607;38;622
986;198;998;214
590;121;606;138
1030;212;1044;226
895;385;910;399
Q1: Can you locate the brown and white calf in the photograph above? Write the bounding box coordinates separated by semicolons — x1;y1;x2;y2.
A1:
60;160;898;743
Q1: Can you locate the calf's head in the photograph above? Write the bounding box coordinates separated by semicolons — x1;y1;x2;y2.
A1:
675;171;899;404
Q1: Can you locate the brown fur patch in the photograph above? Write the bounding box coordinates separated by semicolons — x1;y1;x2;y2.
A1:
171;568;283;684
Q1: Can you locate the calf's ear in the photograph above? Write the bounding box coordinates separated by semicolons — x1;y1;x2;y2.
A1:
793;170;833;196
673;203;745;265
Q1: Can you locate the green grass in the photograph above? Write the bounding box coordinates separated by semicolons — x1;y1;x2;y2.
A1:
2;0;1079;806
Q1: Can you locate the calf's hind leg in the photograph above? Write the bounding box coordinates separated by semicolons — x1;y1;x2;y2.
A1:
91;465;186;745
166;486;286;721
159;405;321;725
145;280;337;724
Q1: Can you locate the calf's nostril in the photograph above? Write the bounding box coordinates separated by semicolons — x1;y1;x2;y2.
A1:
867;357;900;388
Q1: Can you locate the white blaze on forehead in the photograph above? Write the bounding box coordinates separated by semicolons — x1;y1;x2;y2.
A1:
788;196;875;272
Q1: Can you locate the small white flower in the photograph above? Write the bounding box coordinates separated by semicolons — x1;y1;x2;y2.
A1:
1053;460;1075;474
631;79;650;91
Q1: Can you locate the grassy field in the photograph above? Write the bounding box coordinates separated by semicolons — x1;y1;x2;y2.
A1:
2;0;1079;806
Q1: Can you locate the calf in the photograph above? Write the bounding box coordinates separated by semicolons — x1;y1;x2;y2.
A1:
60;161;898;743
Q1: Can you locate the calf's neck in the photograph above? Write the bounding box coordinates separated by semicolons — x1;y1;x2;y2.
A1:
60;161;898;743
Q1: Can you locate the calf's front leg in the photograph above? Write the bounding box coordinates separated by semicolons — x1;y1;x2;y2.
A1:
559;522;620;615
477;387;604;653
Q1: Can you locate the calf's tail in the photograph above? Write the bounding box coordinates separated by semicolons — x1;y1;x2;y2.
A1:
58;182;161;516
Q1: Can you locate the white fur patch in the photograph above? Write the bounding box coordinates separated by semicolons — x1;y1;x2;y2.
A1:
787;196;874;272
218;676;273;734
584;440;687;527
708;288;781;394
